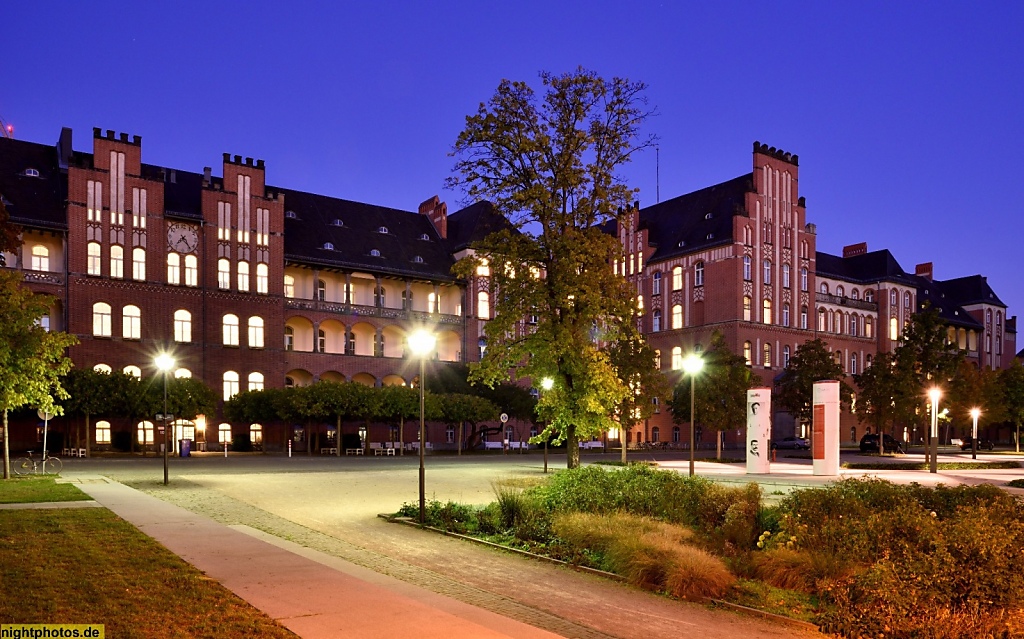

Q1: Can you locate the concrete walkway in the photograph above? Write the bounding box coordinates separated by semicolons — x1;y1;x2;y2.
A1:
75;479;561;639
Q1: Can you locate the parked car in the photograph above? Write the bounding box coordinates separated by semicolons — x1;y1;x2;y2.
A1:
959;436;995;451
859;433;905;454
773;436;810;450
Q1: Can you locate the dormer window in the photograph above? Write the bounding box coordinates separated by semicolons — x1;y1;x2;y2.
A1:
285;210;298;219
704;212;713;220
332;219;343;226
413;256;424;264
370;249;381;257
677;240;686;248
23;168;40;178
706;233;714;240
322;242;334;250
378;226;388;234
419;233;430;241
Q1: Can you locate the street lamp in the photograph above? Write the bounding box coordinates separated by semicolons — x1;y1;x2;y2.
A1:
681;353;704;477
408;329;436;525
540;377;554;474
928;387;941;474
970;407;981;461
155;353;175;485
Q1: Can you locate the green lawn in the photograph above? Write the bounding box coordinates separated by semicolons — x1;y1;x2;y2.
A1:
0;477;92;503
0;509;296;638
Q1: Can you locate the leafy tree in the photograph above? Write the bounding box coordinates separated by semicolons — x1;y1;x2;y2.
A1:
379;384;420;455
439;393;499;450
947;361;1005;440
669;332;754;459
854;351;906;450
63;368;117;455
1002;360;1024;452
0;198;21;267
111;372;159;454
224;388;288;450
776;338;853;437
165;377;217;422
448;68;656;468
607;326;668;463
0;271;77;478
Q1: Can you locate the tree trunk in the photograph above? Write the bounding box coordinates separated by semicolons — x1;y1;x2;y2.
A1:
3;409;10;479
85;413;92;457
716;430;722;460
458;420;464;456
620;423;628;465
336;416;342;456
566;424;579;469
399;416;405;456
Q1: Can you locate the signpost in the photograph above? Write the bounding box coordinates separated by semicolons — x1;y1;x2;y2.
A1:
37;409;53;459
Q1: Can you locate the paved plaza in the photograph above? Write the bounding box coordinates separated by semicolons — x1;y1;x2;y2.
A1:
54;450;1024;638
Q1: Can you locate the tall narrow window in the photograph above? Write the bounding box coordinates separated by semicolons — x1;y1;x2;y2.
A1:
851;353;859;375
783;345;791;368
672;304;682;329
122;305;141;340
284;326;294;351
248;372;265;392
237;261;250;292
317;279;326;301
222;372;239;401
96;421;112;444
743;341;752;366
818;308;827;331
672;266;683;290
87;242;102;276
217;259;230;290
694;261;704;286
763;299;772;324
652;309;661;332
184;255;198;286
654;349;661;369
743;296;752;321
865;317;873;339
476;258;490;277
256;263;268;294
31;245;49;271
477;291;490;319
132;248;146;281
284;275;295;298
889;317;899;340
742;256;751;281
167;253;181;285
800;267;808;291
427;292;437;313
782;264;790;288
652;271;661;294
92;302;112;337
223;314;239;346
783;303;791;327
763;260;772;284
248;316;264;348
800;306;808;330
671;346;682;370
174;309;192;343
317;329;326;353
763;343;772;368
110;245;124;279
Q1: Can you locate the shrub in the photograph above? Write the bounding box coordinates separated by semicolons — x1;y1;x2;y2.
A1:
1009;478;1024;489
393;499;475;533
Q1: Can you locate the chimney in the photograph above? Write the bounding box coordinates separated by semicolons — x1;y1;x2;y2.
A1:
202;166;212;187
915;262;933;281
419;195;448;239
843;242;868;258
57;127;73;170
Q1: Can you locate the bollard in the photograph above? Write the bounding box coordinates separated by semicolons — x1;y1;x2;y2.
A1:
224;442;228;458
288;439;292;458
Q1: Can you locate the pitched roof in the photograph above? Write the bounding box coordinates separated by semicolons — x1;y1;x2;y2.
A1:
445;200;514;253
915;277;983;329
815;249;916;284
0;137;66;230
935;275;1006;308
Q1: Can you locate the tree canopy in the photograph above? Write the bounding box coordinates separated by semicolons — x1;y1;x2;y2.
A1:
448;68;656;468
775;338;853;425
0;198;21;267
608;325;669;462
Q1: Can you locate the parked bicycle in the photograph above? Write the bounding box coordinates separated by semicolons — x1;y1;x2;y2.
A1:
12;450;63;475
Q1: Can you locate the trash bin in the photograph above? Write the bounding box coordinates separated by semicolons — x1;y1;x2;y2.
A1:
180;439;191;457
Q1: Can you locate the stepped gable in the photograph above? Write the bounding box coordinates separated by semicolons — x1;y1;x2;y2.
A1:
0;137;66;230
277;187;456;281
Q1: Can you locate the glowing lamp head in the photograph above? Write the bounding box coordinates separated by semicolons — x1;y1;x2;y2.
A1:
928;387;941;404
408;330;436;357
155;353;175;372
682;353;704;375
970;408;981;420
540;377;554;391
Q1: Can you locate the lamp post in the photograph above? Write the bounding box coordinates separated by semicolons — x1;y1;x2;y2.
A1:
681;353;704;477
155;353;174;485
928;387;941;474
540;377;553;474
408;329;436;525
970;407;981;461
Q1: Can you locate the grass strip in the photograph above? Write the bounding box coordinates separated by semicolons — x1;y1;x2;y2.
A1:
0;477;91;504
0;509;296;638
842;461;1020;470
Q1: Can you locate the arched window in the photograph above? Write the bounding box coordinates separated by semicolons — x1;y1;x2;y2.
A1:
800;267;808;292
477;291;490;319
167;252;181;285
123;365;141;378
743;296;752;321
237;261;250;292
763;259;772;284
135;421;152;445
652;309;661;332
217;258;230;289
743;341;752;366
834;311;843;334
763;299;772;324
284;326;294;351
851;289;859;300
184;255;198;286
889;317;899;340
818;307;827;332
476;258;490;277
836;285;844;297
222;373;239;402
820;282;829;295
376;286;386;307
763;343;772;368
782;264;790;288
250;423;263;445
651;427;660;443
317;328;326;353
283;274;295;298
672;266;683;290
652;271;661;294
31;245;49;271
671;346;682;370
170;309;190;343
783;345;791;368
218;422;233;444
93;363;112;373
174;368;191;379
866;354;873;368
92;302;112;337
800;306;808;329
110;245;124;279
223;314;239;346
672;304;683;329
694;261;704;286
132;248;146;281
742;256;751;281
890;289;898;306
427;292;437;313
851;353;859;375
256;263;269;294
672;426;680;443
865;290;874;303
87;242;102;276
248;372;264;392
865;317;873;339
782;303;791;327
850;314;859;337
94;420;112;444
248;316;264;348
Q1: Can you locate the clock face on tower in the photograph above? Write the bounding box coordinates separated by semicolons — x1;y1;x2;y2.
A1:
167;223;199;254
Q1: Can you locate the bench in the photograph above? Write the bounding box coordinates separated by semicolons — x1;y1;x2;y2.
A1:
369;443;395;456
62;448;87;457
484;442;503;450
320;447;339;455
345;448;363;456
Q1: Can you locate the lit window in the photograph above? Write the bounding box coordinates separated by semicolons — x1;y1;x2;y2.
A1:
174;368;191;379
137;421;154;445
652;272;661;294
743;296;752;322
223;314;239;346
672;304;682;329
256;263;268;294
742;256;751;281
476;258;490;277
218;422;233;443
652;309;661;332
637;295;644;314
865;317;873;339
248;372;264;392
110;245;124;279
763;299;772;324
378;226;388;234
217;258;230;290
284;275;295;298
132;248;146;281
237;261;250;292
93;302;112;337
174;309;192;343
93;363;112;373
763;260;771;284
184;255;198;286
248;316;264;348
835;311;843;334
818;308;827;331
889;317;899;340
763;343;772;369
427;292;437;313
96;420;112;444
87;242;102;276
167;252;181;285
250;423;263;445
123;365;141;378
671;346;682;370
31;245;49;271
122;305;141;340
672;266;682;290
222;373;239;402
477;291;490;319
654;349;661;369
694;261;704;286
782;264;790;288
743;341;752;366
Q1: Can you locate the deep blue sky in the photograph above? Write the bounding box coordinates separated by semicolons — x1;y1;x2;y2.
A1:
4;2;1022;322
